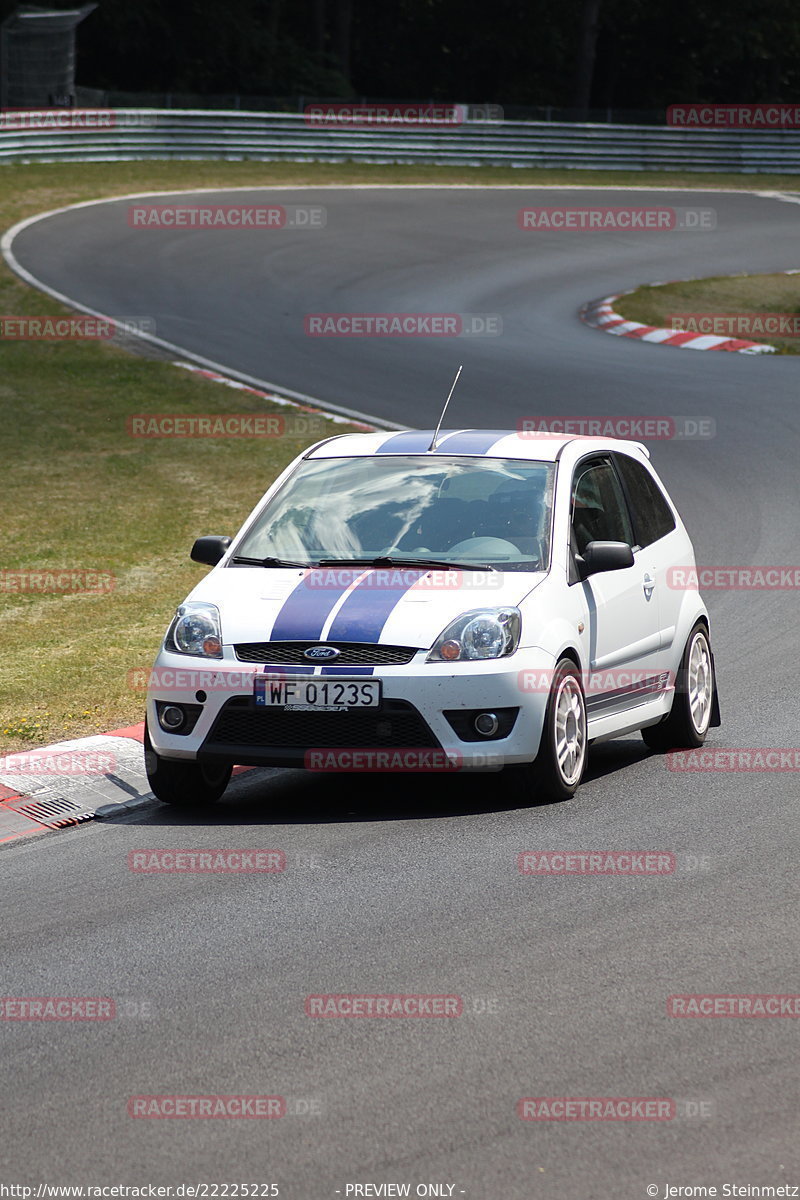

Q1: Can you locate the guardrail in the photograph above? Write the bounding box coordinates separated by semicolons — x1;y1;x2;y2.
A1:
1;109;800;171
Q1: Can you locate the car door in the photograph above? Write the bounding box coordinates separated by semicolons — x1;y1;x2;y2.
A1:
570;456;665;712
612;451;685;657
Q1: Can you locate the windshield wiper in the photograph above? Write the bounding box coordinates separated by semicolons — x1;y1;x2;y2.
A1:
316;556;497;573
230;555;311;568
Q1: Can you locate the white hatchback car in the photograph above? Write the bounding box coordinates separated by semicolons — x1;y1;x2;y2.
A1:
144;429;719;805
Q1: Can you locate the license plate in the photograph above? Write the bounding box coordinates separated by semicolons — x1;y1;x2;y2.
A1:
254;676;382;709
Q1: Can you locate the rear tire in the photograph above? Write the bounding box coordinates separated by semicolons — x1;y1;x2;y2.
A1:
518;657;587;801
144;723;232;806
641;624;714;753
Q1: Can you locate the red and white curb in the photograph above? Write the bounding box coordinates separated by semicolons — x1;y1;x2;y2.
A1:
0;362;378;848
0;723;262;845
0;725;149;844
581;294;776;354
173;363;377;429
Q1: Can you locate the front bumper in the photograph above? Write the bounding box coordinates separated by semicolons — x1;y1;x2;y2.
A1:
145;645;556;770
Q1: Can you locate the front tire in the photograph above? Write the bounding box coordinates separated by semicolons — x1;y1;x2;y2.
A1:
641;624;714;753
519;658;588;801
144;723;232;806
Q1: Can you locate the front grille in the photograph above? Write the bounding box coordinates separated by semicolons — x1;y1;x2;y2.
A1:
235;641;418;665
205;697;439;750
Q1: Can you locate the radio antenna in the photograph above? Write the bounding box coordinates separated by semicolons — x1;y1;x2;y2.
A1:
427;364;463;452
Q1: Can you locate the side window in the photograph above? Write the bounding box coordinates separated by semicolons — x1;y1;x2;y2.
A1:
571;460;635;556
614;454;676;549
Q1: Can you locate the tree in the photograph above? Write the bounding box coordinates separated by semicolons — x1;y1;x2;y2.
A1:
571;0;601;114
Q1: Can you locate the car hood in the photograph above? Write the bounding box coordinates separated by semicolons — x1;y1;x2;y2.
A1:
186;565;546;650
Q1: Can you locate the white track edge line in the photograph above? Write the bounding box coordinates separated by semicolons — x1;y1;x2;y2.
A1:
1;204;407;432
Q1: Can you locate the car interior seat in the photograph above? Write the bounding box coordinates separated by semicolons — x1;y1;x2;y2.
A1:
469;480;545;558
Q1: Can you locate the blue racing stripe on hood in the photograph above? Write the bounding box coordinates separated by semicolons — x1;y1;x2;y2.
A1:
325;569;424;643
259;664;315;676
269;569;362;641
319;666;374;676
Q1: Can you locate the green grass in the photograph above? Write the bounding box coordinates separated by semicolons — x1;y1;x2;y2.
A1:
0;334;356;755
615;273;800;354
1;160;800;222
1;159;798;754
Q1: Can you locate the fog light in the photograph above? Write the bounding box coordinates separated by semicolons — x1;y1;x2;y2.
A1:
474;711;499;737
159;704;185;732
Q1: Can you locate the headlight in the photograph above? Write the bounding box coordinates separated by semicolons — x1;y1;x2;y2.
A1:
427;608;521;662
165;602;223;658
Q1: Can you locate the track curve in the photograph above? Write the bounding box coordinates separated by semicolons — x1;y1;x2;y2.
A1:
3;185;800;1195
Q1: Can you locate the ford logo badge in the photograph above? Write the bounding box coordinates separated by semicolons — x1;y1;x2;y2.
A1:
303;645;340;660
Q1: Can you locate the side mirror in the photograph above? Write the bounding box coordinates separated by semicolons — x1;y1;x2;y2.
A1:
190;535;231;566
577;540;634;579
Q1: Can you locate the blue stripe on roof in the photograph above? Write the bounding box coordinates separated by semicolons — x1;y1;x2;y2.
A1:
375;431;440;454
326;570;422;643
268;569;362;641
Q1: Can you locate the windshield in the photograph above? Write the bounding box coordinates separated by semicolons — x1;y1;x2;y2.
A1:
233;455;555;572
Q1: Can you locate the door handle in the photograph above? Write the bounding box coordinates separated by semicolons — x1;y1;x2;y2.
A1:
643;572;656;597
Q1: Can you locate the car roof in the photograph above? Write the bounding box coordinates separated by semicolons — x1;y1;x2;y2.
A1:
305;429;650;462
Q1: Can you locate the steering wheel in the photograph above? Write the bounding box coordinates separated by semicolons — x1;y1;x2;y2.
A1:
448;536;521;558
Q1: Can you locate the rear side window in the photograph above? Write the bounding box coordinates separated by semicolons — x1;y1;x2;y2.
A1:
615;454;676;548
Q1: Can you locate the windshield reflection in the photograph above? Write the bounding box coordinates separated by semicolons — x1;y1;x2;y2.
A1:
234;456;555;572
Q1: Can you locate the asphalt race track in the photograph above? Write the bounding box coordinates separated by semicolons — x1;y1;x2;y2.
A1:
3;186;800;1197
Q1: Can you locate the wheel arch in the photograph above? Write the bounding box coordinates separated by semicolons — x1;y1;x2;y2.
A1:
557;645;583;674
